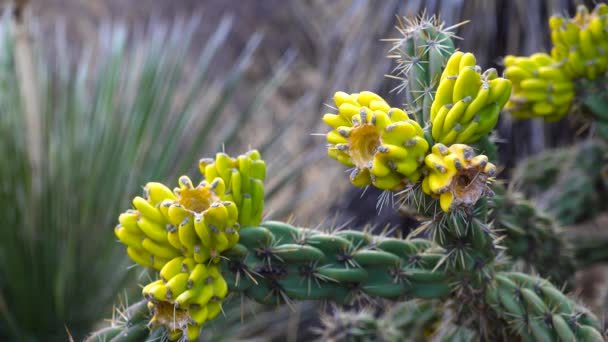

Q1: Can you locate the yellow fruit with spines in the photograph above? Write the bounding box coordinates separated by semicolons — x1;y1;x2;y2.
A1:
458;52;477;71
440;51;463;80
520;79;549;91
579;29;597;59
145;182;176;205
206;301;222;320
439;192;455;212
455;116;480;143
357;91;385;107
251;160;266;181
431;104;451;139
187;325;202;341
224;227;239;248
142;237;181;260
158;199;173;222
453;67;481;102
475;103;501;136
148;282;169;301
334;91;356;107
137;216;168;243
189;306;208;325
549;16;565;30
589;17;605;41
442;97;471;135
133;196;165;223
504;66;534;82
503;53;573;121
209;178;226;200
160;256;185;282
115;225;144;250
369;99;390;112
204;163;220;182
431;75;456;120
422;144;496;212
462;82;490;122
167;204;190;226
249;178;265;224
530;53;553;66
193;244;211;263
193;214;211;249
239;195;253;227
166;273;190;299
532;102;555;116
167;225;183;250
142;279;164;295
118;210;142;235
178;217;199;250
214;153;234;181
190;285;215;307
209;226;230;253
127;247;153;268
322;91;428;190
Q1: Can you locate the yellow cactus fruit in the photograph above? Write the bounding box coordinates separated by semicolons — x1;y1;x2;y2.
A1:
323;91;428;191
115;187;182;271
143;260;227;341
431;52;512;144
199;150;265;227
168;175;240;261
422;143;496;212
503;53;574;121
550;3;608;80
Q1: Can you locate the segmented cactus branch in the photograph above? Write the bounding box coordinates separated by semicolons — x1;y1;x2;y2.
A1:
491;184;576;286
221;221;450;304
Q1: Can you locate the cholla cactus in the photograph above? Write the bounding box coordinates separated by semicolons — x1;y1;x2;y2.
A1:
388;13;457;123
112;150;266;341
422;143;496;212
323;91;429;190
431;51;511;144
550;4;608;80
89;6;608;342
503;53;574;121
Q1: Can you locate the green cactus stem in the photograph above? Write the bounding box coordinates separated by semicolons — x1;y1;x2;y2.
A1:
490;184;576;286
486;271;604;341
221;221;450;304
388;13;457;124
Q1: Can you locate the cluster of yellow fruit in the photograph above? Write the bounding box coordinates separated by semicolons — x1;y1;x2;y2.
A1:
504;4;608;121
323;85;499;212
431;52;512;145
323;91;429;190
422;144;496;212
142;258;226;341
114;150;265;341
550;4;608;80
504;54;574;121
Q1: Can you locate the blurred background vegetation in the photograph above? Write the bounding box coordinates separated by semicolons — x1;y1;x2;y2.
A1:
0;0;604;341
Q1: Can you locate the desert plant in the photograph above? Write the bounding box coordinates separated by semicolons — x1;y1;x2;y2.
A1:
83;7;608;342
0;11;305;341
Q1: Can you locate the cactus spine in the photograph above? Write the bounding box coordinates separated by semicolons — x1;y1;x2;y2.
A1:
389;13;457;123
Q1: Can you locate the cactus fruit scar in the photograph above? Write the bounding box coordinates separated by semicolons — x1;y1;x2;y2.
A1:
323;91;429;191
422;143;496;212
430;51;512;144
142;260;227;341
503;53;574;121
